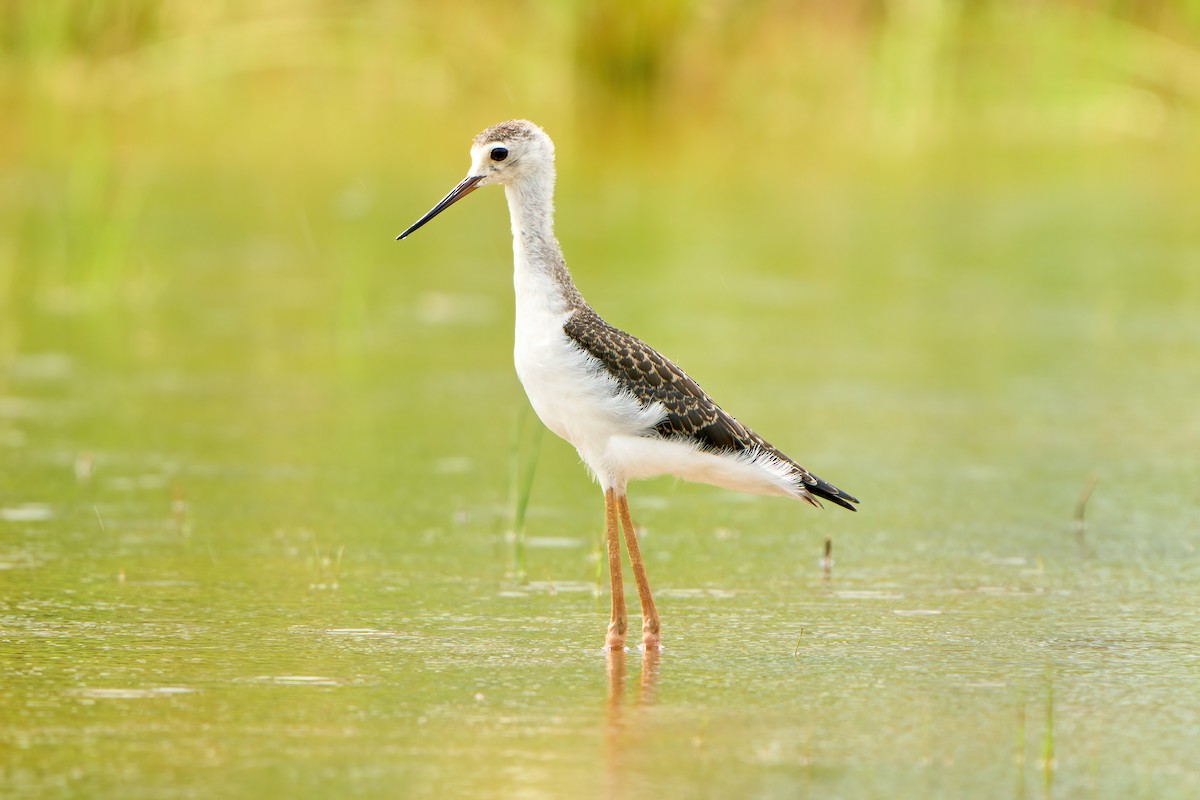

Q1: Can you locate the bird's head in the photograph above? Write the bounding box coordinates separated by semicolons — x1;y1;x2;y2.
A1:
468;119;554;188
398;119;553;240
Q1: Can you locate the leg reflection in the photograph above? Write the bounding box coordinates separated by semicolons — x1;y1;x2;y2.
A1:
637;646;661;706
604;646;662;797
605;647;627;727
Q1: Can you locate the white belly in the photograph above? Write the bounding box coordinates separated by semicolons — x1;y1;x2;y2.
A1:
514;307;663;471
508;256;799;498
512;308;806;500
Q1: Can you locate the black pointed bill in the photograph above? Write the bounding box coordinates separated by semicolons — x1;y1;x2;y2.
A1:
397;175;484;240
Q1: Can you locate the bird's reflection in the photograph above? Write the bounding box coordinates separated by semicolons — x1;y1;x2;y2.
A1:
604;647;661;797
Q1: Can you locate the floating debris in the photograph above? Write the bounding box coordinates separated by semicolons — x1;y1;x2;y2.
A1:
74;452;94;484
833;590;904;600
71;687;195;700
254;676;339;686
1074;475;1098;555
324;628;404;638
0;504;53;522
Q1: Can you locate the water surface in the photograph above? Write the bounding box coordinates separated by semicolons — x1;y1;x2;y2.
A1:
2;149;1198;798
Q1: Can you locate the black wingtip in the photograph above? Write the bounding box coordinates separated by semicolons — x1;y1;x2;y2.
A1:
808;478;860;512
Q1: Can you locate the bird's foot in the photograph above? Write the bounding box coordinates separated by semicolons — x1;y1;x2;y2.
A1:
606;620;627;651
641;623;660;651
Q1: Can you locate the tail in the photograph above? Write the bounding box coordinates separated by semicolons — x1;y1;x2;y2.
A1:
800;472;859;511
757;441;860;511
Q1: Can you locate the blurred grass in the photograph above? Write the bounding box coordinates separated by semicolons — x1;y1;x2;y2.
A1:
1;2;1198;469
2;0;1199;318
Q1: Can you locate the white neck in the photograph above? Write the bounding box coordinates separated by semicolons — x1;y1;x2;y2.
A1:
504;168;585;314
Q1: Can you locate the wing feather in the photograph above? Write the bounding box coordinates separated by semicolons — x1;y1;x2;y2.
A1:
562;306;859;510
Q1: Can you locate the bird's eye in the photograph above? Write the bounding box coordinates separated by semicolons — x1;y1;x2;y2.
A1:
490;147;508;162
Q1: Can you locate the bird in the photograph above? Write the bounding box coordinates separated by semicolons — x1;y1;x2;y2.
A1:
398;120;858;650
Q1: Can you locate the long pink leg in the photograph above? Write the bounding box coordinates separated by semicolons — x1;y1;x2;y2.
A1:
616;494;660;649
604;488;627;650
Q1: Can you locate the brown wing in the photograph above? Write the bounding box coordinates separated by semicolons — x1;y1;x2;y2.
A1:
562;306;860;511
563;306;754;449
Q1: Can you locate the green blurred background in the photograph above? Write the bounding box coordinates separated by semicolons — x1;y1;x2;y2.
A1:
3;2;1200;798
3;0;1198;321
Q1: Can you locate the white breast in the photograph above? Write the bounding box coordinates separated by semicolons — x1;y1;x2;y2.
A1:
512;265;664;487
510;266;807;499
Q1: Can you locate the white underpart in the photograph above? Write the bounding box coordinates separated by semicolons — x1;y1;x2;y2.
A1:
608;436;806;498
511;274;665;489
491;127;814;502
513;301;806;499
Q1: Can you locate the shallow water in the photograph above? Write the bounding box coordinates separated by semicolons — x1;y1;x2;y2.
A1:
2;148;1199;798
